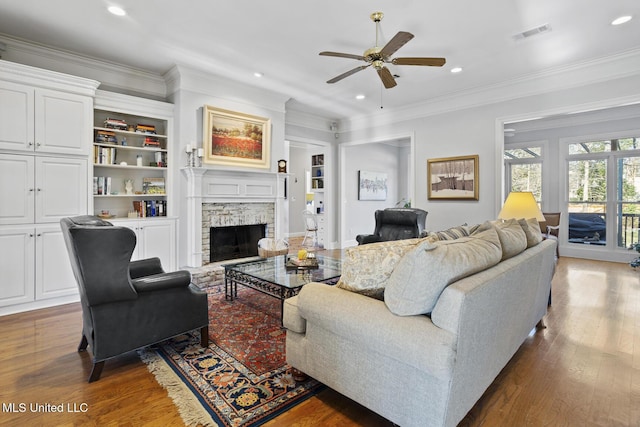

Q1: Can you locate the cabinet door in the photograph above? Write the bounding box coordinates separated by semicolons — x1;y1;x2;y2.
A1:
35;224;78;300
0;226;35;307
35;157;88;223
0;154;35;225
0;81;34;151
34;89;92;155
138;220;176;271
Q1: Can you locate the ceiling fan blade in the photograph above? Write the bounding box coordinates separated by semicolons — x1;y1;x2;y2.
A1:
379;31;414;57
392;57;446;66
377;66;397;89
320;51;366;61
327;65;370;84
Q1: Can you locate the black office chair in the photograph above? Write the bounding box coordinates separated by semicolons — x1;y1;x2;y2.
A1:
356;208;428;245
61;215;209;382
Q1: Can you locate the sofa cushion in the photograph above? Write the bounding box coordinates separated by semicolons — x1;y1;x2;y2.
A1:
384;222;502;316
491;219;528;260
336;236;436;299
518;218;543;248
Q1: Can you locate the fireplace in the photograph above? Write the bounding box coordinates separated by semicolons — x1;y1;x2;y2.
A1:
210;224;266;262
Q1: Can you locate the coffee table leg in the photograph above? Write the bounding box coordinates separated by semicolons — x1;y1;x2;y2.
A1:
225;274;233;301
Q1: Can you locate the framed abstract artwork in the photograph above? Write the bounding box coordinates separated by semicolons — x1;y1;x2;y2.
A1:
203;105;271;168
358;170;388;201
427;155;479;200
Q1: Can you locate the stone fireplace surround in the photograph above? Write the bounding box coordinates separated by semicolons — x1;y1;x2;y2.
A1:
181;167;287;271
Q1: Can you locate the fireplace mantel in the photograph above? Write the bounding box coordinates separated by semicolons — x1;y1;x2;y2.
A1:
181;167;288;267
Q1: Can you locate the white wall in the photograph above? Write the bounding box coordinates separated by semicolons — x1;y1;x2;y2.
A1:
342;73;640;235
342;142;405;243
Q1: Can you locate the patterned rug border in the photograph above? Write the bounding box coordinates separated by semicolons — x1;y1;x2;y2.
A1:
140;348;217;427
141;324;324;427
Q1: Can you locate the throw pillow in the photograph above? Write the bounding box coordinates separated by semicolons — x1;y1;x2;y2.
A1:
336;236;437;299
491;219;528;260
427;224;469;241
384;224;502;316
518;218;543;248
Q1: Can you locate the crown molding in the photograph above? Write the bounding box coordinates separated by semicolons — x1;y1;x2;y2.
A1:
342;48;640;132
165;64;289;114
0;33;167;99
0;59;99;95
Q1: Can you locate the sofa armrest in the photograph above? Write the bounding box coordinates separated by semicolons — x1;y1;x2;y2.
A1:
355;234;383;245
131;270;192;293
283;295;306;333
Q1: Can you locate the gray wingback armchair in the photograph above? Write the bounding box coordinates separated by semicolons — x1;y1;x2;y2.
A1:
356;208;428;245
60;215;209;382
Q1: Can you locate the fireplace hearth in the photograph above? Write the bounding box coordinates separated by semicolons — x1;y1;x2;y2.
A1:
210;224;266;262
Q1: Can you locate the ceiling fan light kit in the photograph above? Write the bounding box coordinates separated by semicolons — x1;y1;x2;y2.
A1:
319;11;446;89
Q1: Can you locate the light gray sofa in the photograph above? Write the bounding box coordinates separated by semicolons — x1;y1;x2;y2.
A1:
284;227;556;427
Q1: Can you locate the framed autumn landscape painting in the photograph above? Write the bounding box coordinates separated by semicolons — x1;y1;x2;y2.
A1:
203;105;271;168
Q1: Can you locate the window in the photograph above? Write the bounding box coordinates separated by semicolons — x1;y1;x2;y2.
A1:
504;144;543;204
566;136;640;248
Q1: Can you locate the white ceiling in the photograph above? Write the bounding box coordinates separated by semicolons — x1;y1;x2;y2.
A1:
0;0;638;119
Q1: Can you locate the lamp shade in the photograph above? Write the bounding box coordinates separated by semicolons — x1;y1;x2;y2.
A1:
498;191;545;221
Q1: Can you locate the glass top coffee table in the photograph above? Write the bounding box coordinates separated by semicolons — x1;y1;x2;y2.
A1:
224;254;342;324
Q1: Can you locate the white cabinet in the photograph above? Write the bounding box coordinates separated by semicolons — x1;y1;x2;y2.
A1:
0;226;34;307
0;81;92;155
115;218;177;271
0;154;88;226
0;60;99;314
0;224;76;309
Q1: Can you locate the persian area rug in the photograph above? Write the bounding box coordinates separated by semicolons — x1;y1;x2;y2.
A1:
140;286;323;427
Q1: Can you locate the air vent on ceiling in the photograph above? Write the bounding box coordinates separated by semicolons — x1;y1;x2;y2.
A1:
513;24;551;41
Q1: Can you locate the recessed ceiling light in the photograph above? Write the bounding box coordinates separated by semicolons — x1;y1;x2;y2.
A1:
611;15;632;25
108;6;126;16
451;67;463;73
253;72;263;78
355;94;366;100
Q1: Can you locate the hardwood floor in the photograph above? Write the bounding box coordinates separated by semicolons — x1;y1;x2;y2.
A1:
0;257;638;426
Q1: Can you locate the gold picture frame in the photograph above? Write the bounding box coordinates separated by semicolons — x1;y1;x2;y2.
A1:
203;105;271;168
427;155;479;200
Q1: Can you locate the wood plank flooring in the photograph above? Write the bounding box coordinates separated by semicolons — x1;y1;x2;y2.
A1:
0;256;638;426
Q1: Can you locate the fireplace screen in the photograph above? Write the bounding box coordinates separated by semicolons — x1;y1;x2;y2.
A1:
210;224;266;262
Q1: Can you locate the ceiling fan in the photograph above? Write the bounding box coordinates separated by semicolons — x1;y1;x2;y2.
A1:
320;12;446;89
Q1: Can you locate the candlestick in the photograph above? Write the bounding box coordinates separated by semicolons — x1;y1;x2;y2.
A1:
185;143;192;153
197;148;204;158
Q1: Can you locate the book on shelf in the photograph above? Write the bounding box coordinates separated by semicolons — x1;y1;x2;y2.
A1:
133;200;167;217
143;136;161;147
95;130;118;144
142;177;165;194
94;176;112;195
94;146;117;165
104;117;128;130
136;123;157;134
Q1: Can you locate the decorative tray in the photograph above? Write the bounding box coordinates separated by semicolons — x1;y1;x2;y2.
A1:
285;258;319;270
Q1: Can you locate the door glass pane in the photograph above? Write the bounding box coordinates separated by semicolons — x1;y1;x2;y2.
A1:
509;163;541;201
568;159;607;245
617;156;640;248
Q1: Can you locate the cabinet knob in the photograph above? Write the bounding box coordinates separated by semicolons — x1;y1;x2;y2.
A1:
36;188;42;192
29;188;34;192
29;233;34;237
28;142;33;147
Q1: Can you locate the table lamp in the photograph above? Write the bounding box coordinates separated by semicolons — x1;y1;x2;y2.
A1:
498;191;545;221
